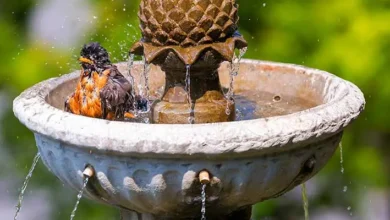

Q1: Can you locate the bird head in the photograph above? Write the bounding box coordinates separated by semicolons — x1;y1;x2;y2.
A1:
79;42;111;70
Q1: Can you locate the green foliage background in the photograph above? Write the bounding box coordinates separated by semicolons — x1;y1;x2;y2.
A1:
0;0;389;219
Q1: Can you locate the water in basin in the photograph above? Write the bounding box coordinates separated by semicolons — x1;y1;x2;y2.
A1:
46;61;323;123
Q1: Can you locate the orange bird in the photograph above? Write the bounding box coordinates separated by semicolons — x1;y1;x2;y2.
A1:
65;42;136;120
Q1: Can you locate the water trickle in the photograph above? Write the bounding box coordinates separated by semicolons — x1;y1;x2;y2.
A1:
127;53;135;80
339;143;344;174
141;56;151;113
70;177;89;220
185;65;195;124
225;60;235;116
201;183;207;220
225;47;248;115
301;183;309;220
127;53;137;115
14;153;41;220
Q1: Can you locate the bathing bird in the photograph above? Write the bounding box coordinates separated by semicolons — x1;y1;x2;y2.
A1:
65;42;141;120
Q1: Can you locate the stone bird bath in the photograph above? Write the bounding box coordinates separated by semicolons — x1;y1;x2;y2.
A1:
13;60;364;219
12;0;365;219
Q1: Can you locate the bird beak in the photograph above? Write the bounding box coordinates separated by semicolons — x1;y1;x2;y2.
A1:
79;57;94;64
124;112;136;119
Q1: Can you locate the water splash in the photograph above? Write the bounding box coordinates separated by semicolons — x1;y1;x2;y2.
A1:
301;183;309;220
185;65;195;124
225;47;247;115
141;56;151;112
14;153;41;220
127;53;138;115
70;177;89;220
339;143;344;174
201;183;207;220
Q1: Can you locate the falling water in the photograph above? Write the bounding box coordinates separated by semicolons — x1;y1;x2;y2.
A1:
185;65;195;124
339;143;352;215
14;153;41;220
237;47;248;71
127;53;138;115
70;177;89;220
339;143;344;174
201;183;207;220
225;59;236;115
301;183;309;220
127;53;135;80
225;47;248;115
141;56;151;112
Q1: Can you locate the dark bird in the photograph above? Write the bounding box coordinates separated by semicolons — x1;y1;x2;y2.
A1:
65;42;139;120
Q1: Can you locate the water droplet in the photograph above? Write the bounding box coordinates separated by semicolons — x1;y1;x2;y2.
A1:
343;186;348;192
263;3;267;7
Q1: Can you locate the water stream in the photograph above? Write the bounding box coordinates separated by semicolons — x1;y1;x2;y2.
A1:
339;142;344;174
225;47;248;115
339;142;352;215
201;183;207;220
14;152;41;220
127;53;135;81
185;65;195;124
127;53;138;115
70;177;89;220
141;56;151;112
301;183;309;220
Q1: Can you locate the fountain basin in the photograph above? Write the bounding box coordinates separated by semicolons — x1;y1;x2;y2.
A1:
13;59;365;219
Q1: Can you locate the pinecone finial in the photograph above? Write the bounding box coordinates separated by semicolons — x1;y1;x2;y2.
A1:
138;0;240;47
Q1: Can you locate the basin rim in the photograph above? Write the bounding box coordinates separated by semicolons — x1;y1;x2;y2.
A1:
13;59;365;159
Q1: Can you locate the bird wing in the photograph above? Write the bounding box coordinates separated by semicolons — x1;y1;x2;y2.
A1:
100;66;133;119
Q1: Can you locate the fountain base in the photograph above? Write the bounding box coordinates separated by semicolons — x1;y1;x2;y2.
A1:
131;37;247;124
153;90;234;124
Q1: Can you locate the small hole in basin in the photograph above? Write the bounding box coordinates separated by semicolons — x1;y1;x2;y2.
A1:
273;95;281;102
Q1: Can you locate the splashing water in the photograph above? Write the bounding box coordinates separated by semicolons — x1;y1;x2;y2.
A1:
70;177;89;220
301;183;309;220
185;65;195;124
14;153;41;220
225;47;247;115
201;183;207;220
339;143;344;174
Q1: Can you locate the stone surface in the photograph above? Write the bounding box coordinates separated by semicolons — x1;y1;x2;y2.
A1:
13;60;365;218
